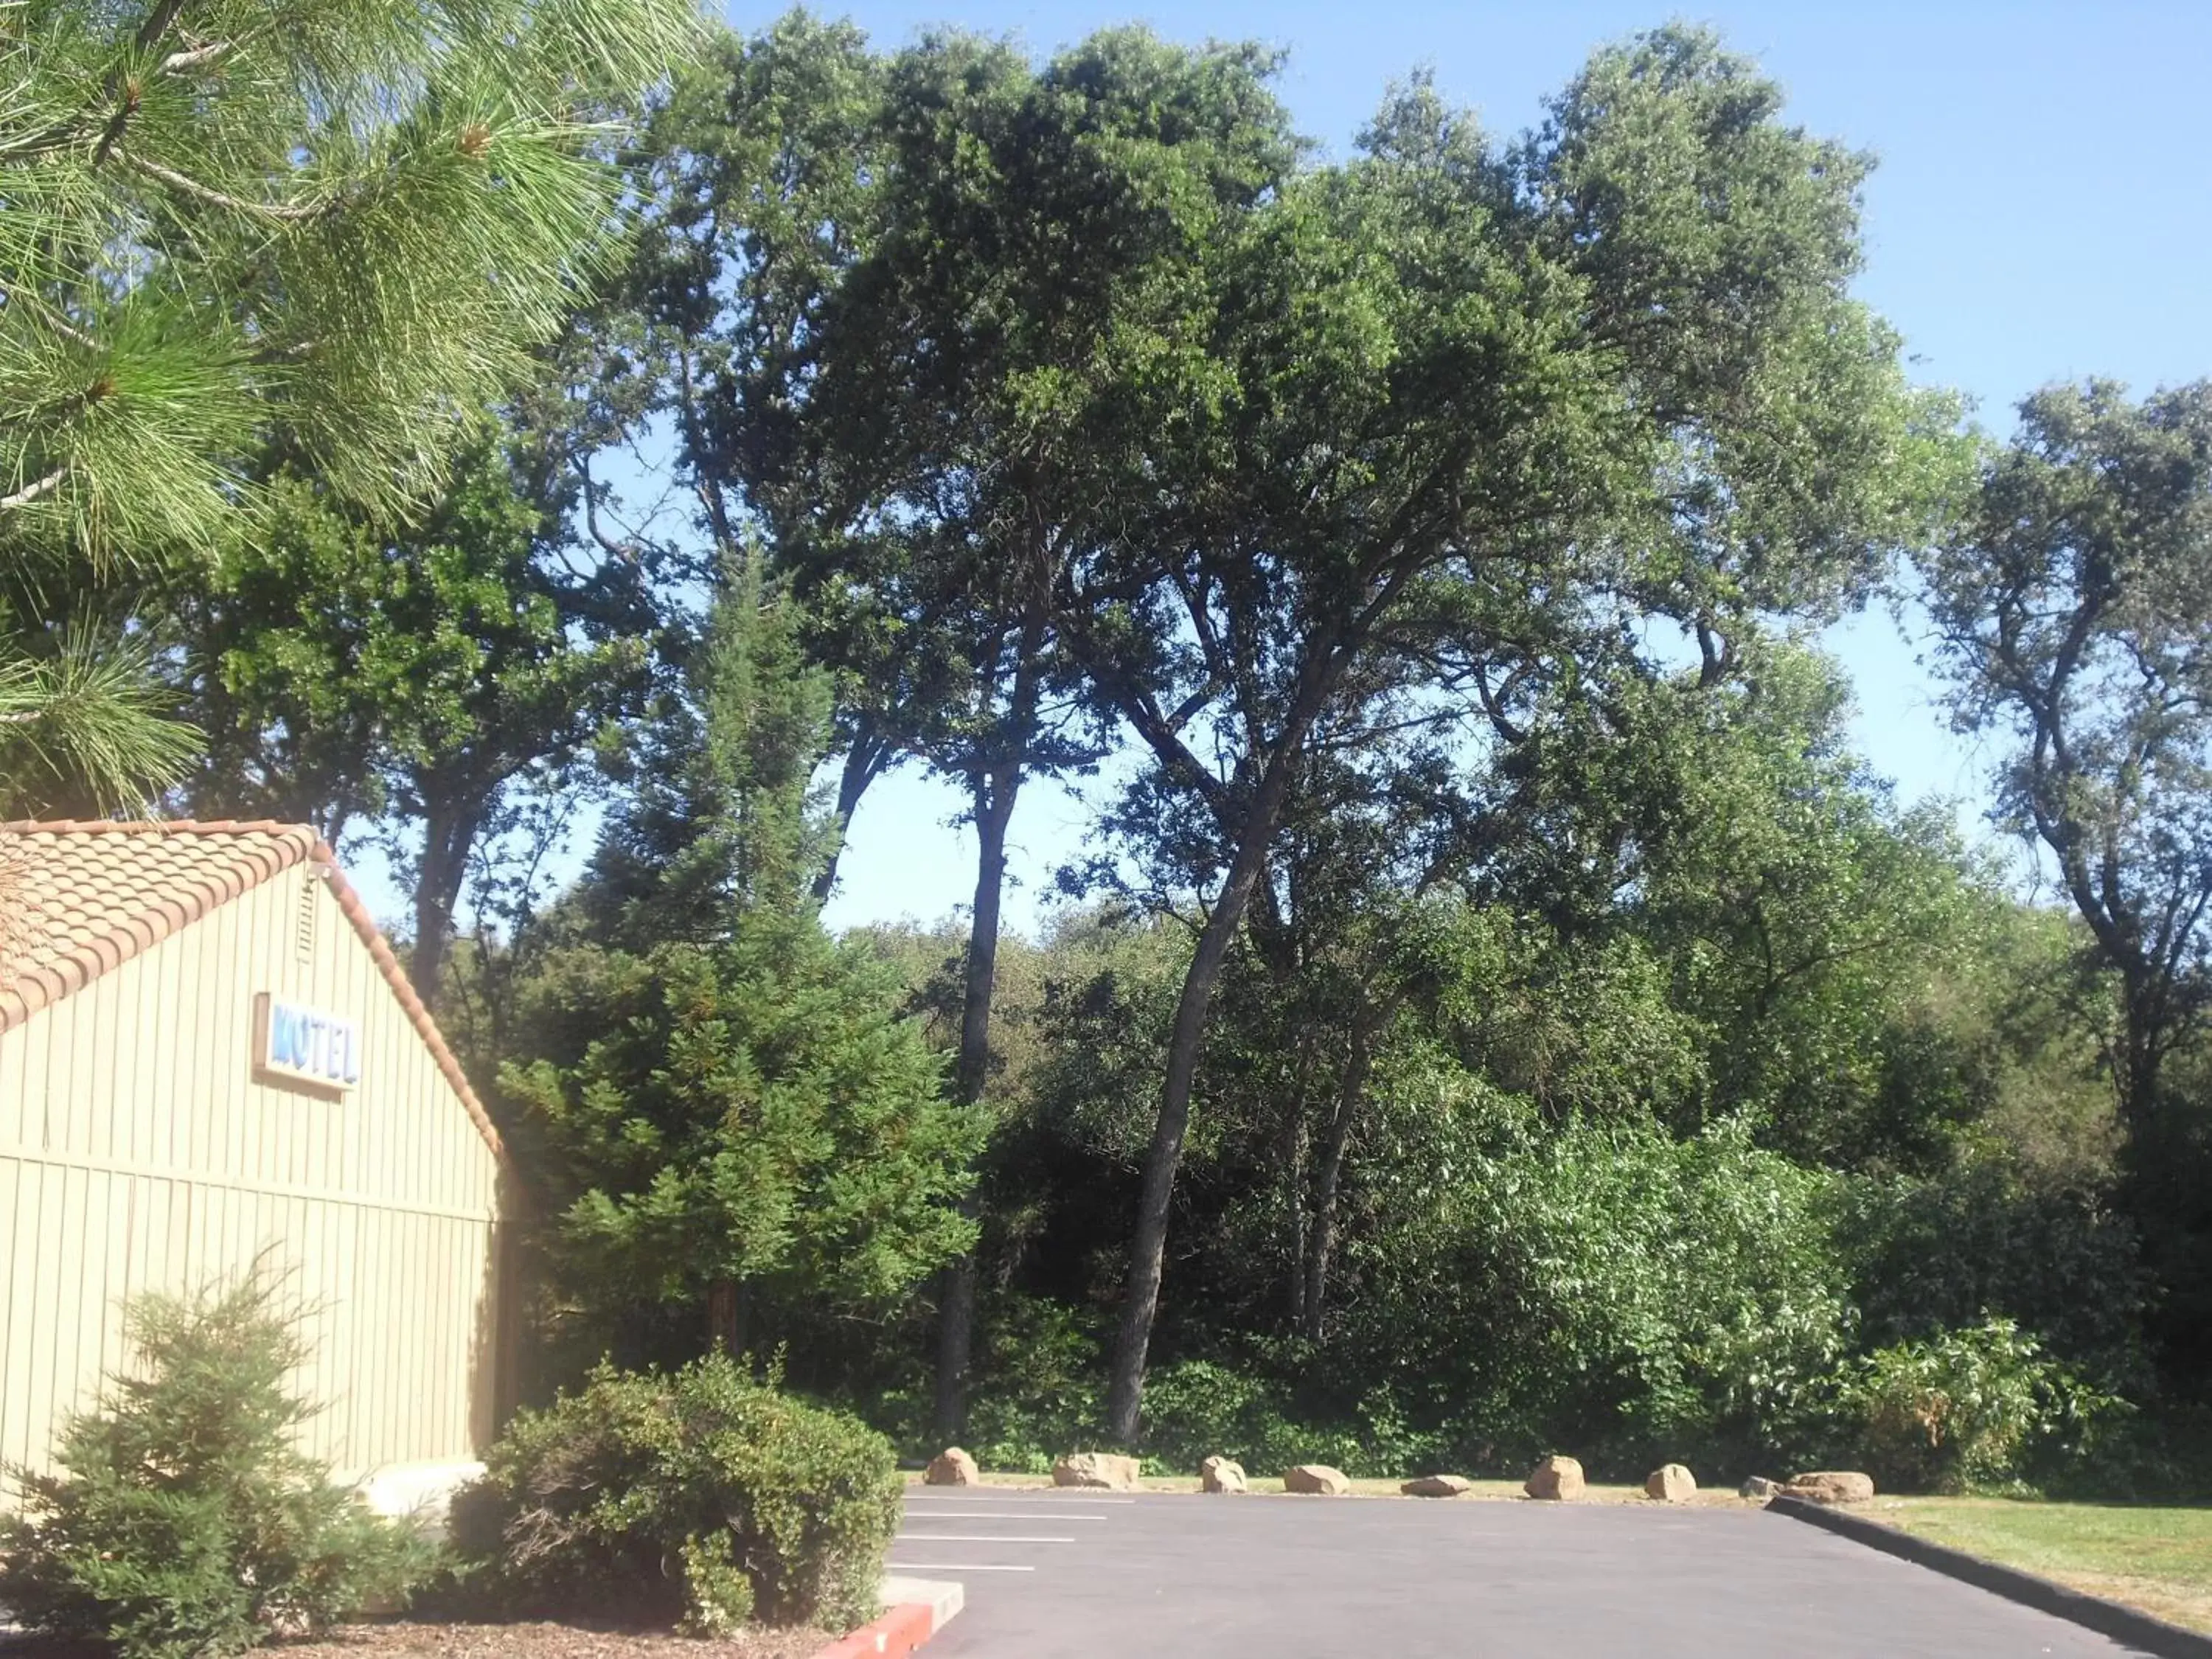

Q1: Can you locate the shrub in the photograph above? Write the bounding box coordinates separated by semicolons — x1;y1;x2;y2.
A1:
1840;1318;2125;1492
1838;1164;2151;1389
0;1275;428;1659
1343;1101;1857;1475
950;1294;1105;1475
1133;1361;1443;1478
448;1356;900;1633
1137;1360;1310;1475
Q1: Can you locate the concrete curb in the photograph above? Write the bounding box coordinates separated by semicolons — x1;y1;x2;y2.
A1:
812;1576;964;1659
1767;1495;2212;1658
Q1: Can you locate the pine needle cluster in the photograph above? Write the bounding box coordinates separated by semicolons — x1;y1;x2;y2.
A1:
0;0;701;811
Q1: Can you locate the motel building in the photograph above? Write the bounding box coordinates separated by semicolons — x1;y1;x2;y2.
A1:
0;819;513;1512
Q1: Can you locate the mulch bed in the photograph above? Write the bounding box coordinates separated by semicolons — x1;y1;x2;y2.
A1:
1;1623;838;1659
272;1623;839;1659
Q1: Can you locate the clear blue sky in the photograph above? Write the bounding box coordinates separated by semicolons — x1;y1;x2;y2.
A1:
792;0;2212;936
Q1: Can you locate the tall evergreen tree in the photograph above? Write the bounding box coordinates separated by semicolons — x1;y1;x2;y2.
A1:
504;562;984;1364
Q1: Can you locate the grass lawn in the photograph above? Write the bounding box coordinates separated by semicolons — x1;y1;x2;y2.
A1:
1871;1497;2212;1635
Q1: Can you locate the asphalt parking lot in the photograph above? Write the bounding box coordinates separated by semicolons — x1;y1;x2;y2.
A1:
894;1487;2160;1658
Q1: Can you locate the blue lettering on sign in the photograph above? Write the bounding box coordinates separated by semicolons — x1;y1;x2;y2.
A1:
260;997;361;1089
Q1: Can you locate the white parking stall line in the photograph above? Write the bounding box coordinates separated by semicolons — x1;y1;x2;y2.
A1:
895;1488;1133;1591
903;1509;1110;1520
908;1493;1138;1504
896;1534;1078;1544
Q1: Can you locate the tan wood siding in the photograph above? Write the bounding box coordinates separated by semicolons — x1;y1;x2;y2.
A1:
0;869;502;1484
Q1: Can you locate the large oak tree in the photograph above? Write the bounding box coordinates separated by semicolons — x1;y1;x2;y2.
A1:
1072;32;1964;1441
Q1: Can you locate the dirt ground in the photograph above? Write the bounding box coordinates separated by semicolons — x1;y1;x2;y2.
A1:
271;1623;838;1659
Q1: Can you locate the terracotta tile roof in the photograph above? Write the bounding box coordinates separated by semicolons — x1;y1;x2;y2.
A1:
0;820;505;1163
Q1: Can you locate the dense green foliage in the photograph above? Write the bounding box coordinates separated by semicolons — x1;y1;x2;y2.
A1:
10;0;2208;1520
454;18;2211;1495
1841;1321;2122;1495
175;430;655;1004
0;1277;428;1659
448;1357;902;1633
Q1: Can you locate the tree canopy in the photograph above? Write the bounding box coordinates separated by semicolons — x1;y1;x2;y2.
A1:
16;5;2211;1502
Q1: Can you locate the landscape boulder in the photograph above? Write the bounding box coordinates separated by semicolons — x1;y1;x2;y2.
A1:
1053;1452;1144;1491
925;1447;980;1486
1400;1475;1473;1498
1644;1464;1697;1503
1523;1455;1585;1501
1784;1470;1876;1505
1283;1464;1352;1495
1200;1455;1247;1494
1739;1475;1781;1500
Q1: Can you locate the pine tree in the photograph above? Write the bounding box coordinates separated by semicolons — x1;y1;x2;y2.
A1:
0;0;700;813
504;564;984;1363
0;1273;427;1658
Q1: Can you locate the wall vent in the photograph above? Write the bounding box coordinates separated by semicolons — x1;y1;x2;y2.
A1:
296;866;318;964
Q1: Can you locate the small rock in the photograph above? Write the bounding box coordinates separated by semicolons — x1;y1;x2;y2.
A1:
1200;1455;1247;1494
1053;1451;1143;1491
1400;1474;1473;1498
1523;1455;1585;1501
1644;1464;1697;1503
1283;1464;1351;1495
1784;1470;1876;1505
1739;1475;1781;1500
925;1447;979;1486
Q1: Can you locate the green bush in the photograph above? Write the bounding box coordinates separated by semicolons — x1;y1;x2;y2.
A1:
1134;1362;1442;1478
949;1294;1106;1475
1137;1360;1310;1475
1839;1164;2151;1390
1343;1101;1857;1475
0;1275;428;1659
448;1356;900;1633
1840;1319;2124;1492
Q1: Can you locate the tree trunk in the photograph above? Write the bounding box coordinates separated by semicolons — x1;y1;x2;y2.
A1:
707;1278;740;1357
1303;1019;1374;1345
1103;741;1314;1445
931;765;1021;1441
1281;1102;1309;1331
2119;965;2171;1133
931;599;1048;1444
409;795;485;1012
811;717;894;904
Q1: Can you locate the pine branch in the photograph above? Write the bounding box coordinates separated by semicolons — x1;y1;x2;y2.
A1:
135;0;187;49
121;150;330;220
0;630;200;816
0;467;68;509
18;293;100;350
160;41;234;74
